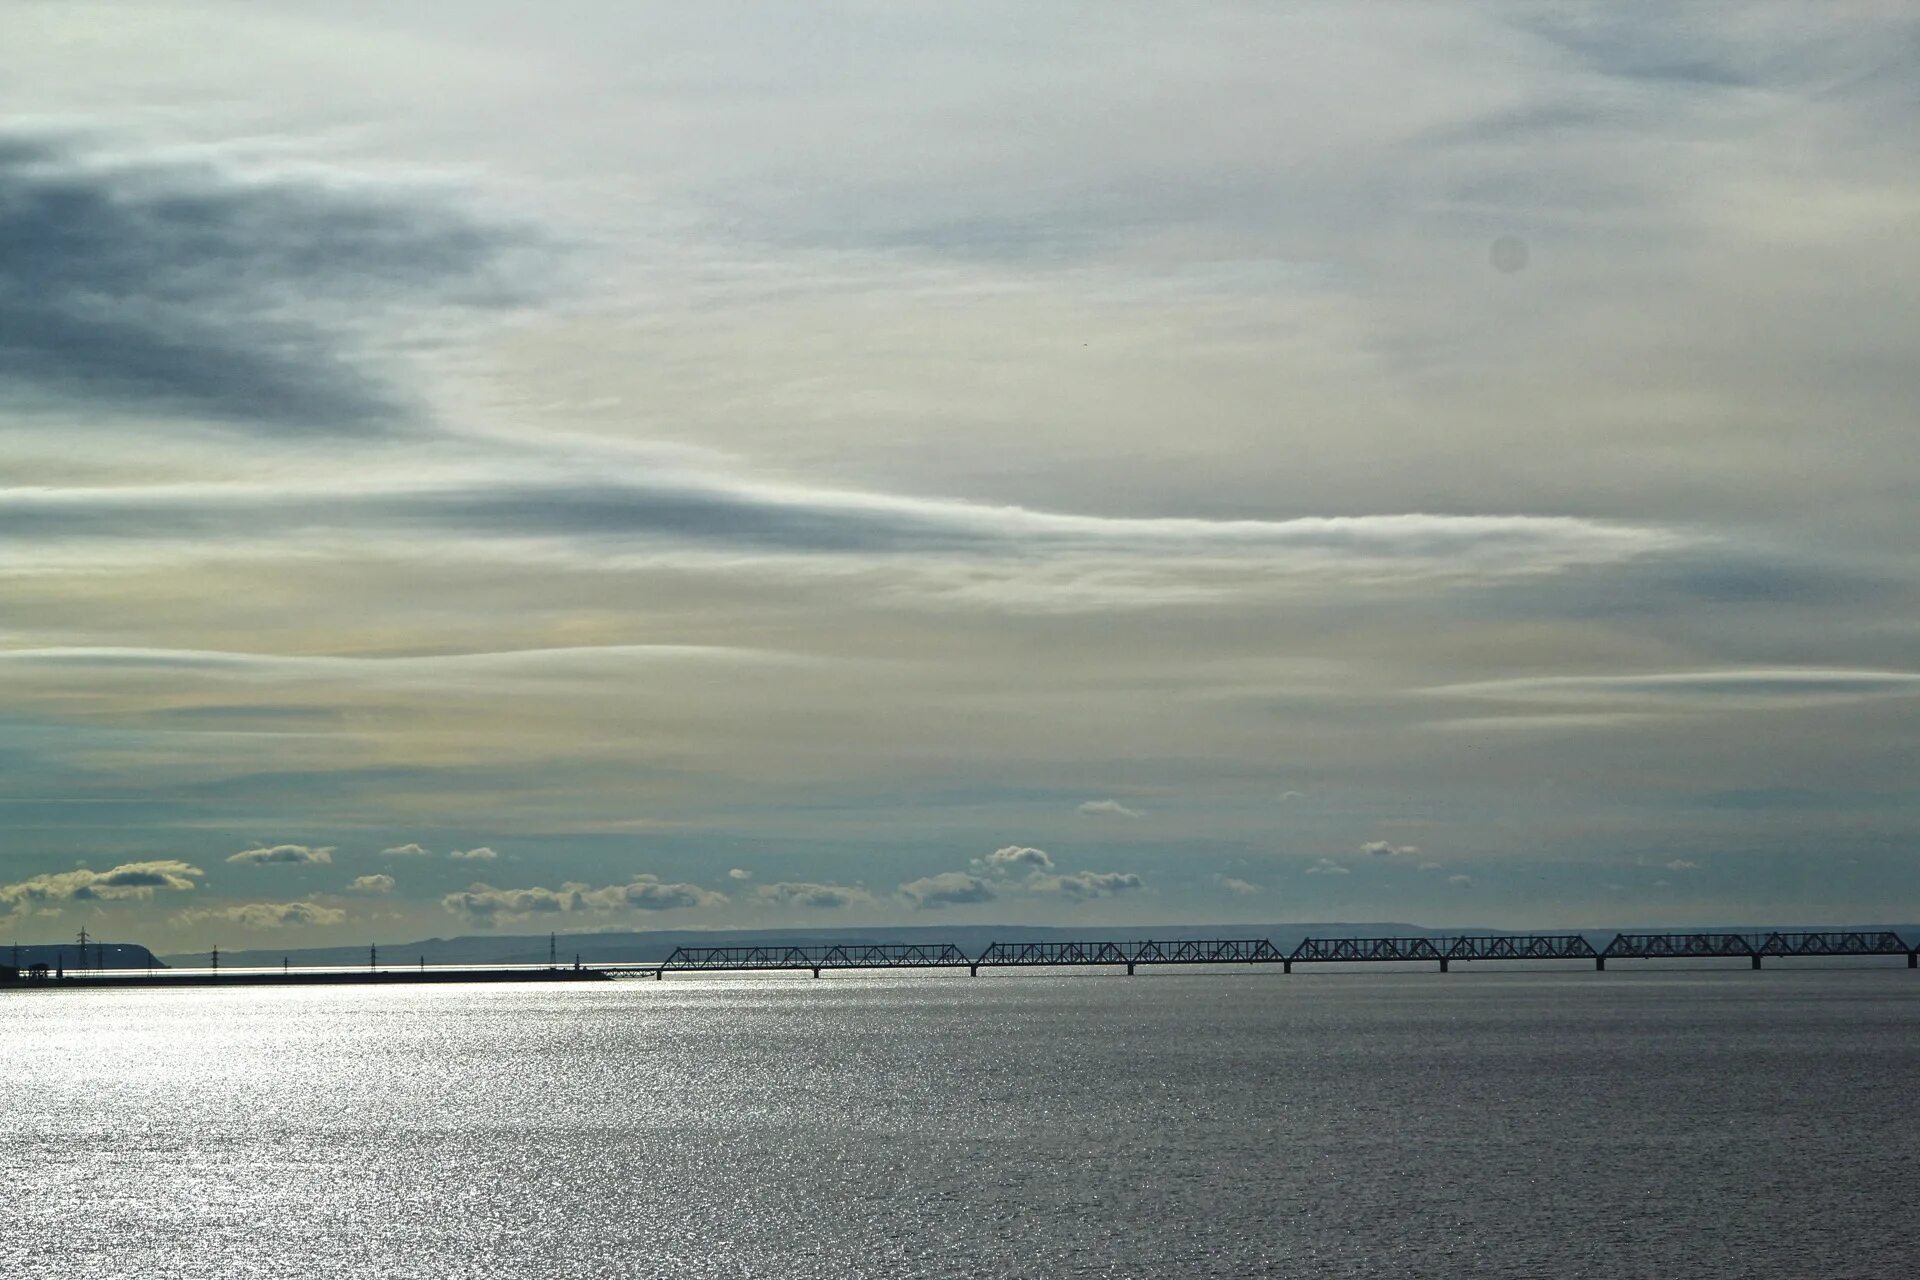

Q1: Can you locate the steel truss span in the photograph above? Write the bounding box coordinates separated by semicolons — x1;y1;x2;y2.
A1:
579;928;1917;981
975;939;1284;972
1603;930;1913;969
660;943;970;972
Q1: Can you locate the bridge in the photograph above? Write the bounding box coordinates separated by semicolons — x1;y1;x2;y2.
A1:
597;929;1917;979
974;938;1283;976
1603;930;1914;970
10;927;1918;991
607;942;972;979
1286;934;1597;972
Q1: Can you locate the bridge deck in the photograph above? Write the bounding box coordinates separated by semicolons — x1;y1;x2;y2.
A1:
592;929;1918;980
974;938;1282;973
1602;930;1913;967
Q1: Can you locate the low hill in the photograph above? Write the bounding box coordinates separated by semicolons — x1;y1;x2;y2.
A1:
4;941;167;972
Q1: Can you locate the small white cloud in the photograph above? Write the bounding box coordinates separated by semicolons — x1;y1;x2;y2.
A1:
1077;799;1142;819
347;874;395;895
898;872;996;910
1218;876;1263;897
727;867;753;881
380;843;431;857
1361;840;1418;858
981;846;1053;871
1448;874;1473;888
1305;858;1350;876
1417;861;1444;872
1664;859;1699;871
448;847;497;862
1279;791;1305;803
228;844;333;866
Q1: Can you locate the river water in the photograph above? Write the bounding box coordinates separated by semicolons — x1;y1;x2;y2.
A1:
4;967;1916;1277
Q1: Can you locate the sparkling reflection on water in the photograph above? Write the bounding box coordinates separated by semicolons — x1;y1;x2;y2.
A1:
4;969;1917;1277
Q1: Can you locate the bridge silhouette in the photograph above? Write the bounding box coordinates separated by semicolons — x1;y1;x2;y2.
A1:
601;930;1920;979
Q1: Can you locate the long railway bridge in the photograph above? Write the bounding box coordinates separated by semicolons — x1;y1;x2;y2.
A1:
600;929;1919;979
13;930;1912;990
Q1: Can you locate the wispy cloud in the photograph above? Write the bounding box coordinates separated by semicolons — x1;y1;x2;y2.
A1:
1361;840;1417;857
1429;670;1920;707
1077;798;1142;819
1305;858;1350;876
0;471;1686;605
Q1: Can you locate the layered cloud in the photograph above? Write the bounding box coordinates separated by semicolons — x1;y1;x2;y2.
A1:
1024;870;1143;901
173;900;346;929
910;848;1144;908
0;470;1685;605
751;881;875;909
898;873;997;910
1;860;203;914
442;875;726;922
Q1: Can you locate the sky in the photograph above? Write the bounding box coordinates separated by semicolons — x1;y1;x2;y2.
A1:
3;1;1917;951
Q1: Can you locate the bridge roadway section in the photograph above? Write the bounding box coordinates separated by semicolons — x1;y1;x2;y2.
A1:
601;930;1919;979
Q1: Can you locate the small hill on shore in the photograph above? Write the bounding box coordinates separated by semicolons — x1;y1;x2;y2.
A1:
4;942;166;971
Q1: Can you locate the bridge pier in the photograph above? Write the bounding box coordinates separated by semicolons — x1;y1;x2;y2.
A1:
1595;956;1605;971
969;964;978;977
1126;961;1135;976
811;966;821;979
1751;954;1762;970
655;968;663;980
1910;951;1917;969
1439;957;1449;973
1283;960;1292;974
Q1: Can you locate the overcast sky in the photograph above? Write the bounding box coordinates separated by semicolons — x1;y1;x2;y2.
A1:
4;1;1917;952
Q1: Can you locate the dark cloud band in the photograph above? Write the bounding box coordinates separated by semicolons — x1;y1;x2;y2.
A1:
0;132;541;433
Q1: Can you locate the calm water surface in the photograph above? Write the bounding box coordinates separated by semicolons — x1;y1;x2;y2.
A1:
4;969;1916;1277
